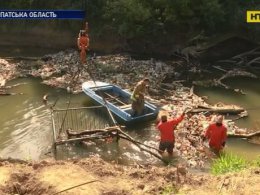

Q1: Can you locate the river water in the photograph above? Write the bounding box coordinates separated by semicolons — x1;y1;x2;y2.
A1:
0;76;259;163
195;77;260;160
0;78;160;164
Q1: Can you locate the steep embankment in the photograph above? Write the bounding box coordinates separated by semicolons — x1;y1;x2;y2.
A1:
0;157;259;195
0;157;184;195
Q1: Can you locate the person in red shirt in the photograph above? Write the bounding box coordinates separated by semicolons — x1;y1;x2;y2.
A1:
204;115;227;155
157;111;186;155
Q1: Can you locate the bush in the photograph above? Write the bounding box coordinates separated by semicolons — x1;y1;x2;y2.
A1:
253;156;260;167
162;185;178;195
211;152;247;175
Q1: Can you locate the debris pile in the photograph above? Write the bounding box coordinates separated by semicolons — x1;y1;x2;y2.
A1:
0;59;17;87
17;50;176;94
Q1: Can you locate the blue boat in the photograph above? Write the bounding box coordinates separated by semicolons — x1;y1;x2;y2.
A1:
82;81;159;125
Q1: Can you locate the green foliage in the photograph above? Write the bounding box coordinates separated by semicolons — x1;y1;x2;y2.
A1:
211;152;247;175
252;156;260;167
162;185;178;195
99;0;260;43
1;0;260;50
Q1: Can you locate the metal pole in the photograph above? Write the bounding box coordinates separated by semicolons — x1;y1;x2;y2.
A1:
51;110;57;152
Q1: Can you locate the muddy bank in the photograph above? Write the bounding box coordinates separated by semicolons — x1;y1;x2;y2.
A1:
0;157;259;195
180;167;260;195
0;30;125;56
0;156;185;195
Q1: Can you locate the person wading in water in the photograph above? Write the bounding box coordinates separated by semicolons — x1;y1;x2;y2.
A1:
156;109;188;156
203;115;227;156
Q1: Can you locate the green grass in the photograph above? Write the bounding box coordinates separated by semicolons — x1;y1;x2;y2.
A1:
252;155;260;167
162;185;178;195
211;152;247;175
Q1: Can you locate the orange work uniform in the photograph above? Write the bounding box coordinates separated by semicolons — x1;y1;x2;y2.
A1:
78;35;89;64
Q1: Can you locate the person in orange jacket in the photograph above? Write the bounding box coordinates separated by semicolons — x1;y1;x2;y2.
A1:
204;115;227;155
77;22;89;64
157;109;187;155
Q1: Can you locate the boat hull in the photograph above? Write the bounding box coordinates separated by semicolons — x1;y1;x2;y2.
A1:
82;81;158;125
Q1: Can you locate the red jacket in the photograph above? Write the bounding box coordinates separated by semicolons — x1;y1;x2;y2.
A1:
205;123;227;150
157;114;184;142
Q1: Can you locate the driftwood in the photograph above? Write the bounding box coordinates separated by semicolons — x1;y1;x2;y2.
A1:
218;69;257;81
228;131;260;139
62;126;165;162
217;47;260;70
232;47;260;60
56;135;111;145
66;128;159;152
2;56;40;61
0;90;11;95
0;83;27;96
216;69;257;94
190;107;244;115
67;129;111;137
212;65;227;72
193;68;258;95
0;90;23;96
66;127;119;138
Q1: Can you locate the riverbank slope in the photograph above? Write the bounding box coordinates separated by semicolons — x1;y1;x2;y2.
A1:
0;157;259;195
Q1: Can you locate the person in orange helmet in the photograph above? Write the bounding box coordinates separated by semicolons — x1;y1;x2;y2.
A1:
204;115;227;155
77;22;89;64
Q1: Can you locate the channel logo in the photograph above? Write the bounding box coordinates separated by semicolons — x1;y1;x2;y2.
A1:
247;11;260;23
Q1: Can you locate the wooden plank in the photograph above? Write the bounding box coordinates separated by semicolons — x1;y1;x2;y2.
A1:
120;104;132;109
104;92;127;105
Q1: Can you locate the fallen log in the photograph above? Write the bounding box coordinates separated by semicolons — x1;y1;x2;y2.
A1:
2;56;40;61
0;90;23;96
56;134;111;145
190;107;244;115
63;127;165;162
231;47;260;59
228;130;260;139
212;65;227;72
0;91;11;96
246;56;260;67
66;128;118;138
219;69;257;81
66;127;162;155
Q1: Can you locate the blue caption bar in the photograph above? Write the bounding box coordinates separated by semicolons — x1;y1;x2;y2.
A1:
0;10;85;19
